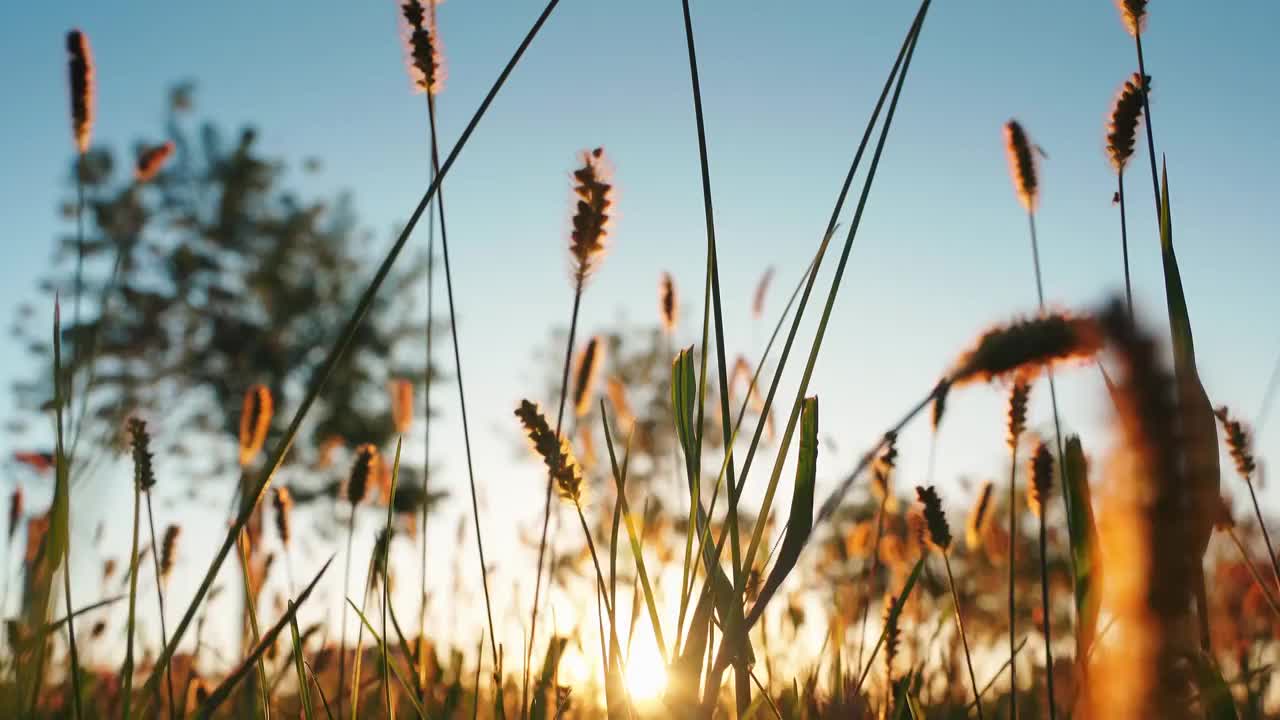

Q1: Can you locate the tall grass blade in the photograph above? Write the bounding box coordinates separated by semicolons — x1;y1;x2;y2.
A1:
51;299;83;720
1062;436;1099;661
528;636;567;720
236;530;271;718
289;605;316;720
196;555;334;718
344;599;431;720
381;439;404;720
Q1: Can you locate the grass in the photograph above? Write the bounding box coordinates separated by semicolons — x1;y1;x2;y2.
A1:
5;1;1280;718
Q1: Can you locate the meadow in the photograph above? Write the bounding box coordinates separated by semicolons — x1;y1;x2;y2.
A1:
2;0;1279;718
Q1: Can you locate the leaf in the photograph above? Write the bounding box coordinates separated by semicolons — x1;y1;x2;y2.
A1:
289;604;316;720
745;396;817;630
1062;435;1099;661
528;636;567;720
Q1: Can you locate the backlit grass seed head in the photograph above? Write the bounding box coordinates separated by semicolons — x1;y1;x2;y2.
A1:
966;481;994;550
659;271;678;334
931;380;951;430
883;593;901;683
1213;406;1256;478
1004;120;1039;212
347;443;381;506
135;141;175;183
7;486;22;541
1006;379;1030;451
515;400;583;503
400;0;445;94
1106;73;1150;171
1116;0;1148;36
752;266;775;321
238;384;273;466
1028;440;1053;517
915;485;952;552
127;417;156;492
159;524;180;582
572;335;604;418
66;30;94;154
949;312;1103;385
872;431;898;512
569;148;612;286
605;377;633;429
390;378;414;434
273;486;293;546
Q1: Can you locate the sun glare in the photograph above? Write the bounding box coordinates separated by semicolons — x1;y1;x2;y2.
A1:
624;640;668;703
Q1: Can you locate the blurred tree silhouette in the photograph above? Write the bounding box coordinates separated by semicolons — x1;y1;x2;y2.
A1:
12;83;439;517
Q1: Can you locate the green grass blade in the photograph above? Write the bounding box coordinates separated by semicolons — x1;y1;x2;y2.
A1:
345;599;431;720
1062;436;1099;660
237;529;272;718
600;408;668;661
528;636;567;720
120;482;143;719
289;605;316;720
381;439;403;720
51;299;83;720
140;5;562;701
744;396;817;630
196;555;334;718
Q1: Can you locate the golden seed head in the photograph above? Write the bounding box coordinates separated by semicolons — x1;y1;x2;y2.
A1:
135;141;176;183
1028;440;1053;517
127;417;156;492
66;30;94;154
273;486;294;546
390;378;414;434
950;312;1104;386
159;524;180;582
401;0;445;94
915;485;952;552
752;266;775;321
871;431;898;511
883;593;901;683
238;384;274;466
659;271;678;334
1213;406;1256;479
1106;73;1150;172
347;443;381;506
515;400;583;504
572;336;605;418
1006;379;1031;450
966;481;994;550
569;148;613;285
605;377;633;429
1116;0;1148;37
931;380;951;430
1003;120;1039;212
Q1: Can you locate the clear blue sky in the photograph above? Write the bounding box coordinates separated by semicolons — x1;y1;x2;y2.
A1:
2;1;1278;671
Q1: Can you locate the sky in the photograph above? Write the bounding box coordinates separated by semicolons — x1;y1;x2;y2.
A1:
1;0;1278;678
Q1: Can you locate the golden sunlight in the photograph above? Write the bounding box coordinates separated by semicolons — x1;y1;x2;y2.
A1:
624;639;668;703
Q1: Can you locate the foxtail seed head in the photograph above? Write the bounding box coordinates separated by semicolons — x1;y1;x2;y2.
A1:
135;141;175;183
347;443;381;506
400;0;445;94
515;400;583;503
1006;380;1030;451
949;312;1103;386
66;30;94;154
127;417;156;492
1106;74;1150;172
1028;440;1053;517
569;148;612;286
390;378;414;434
159;524;180;582
966;481;994;550
273;486;294;546
915;485;952;552
1116;0;1148;37
1213;406;1256;479
659;272;678;334
572;336;604;418
238;385;273;467
1004;120;1039;212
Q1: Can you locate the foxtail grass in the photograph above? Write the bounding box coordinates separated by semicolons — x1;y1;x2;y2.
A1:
854;433;896;678
51;300;82;719
660;271;678;335
525;145;613;718
238;384;273;467
1027;440;1056;720
1114;0;1161;211
135;141;175;183
273;486;295;594
120;417;148;720
572;336;604;419
339;443;379;716
1214;406;1280;597
1005;378;1029;718
1105;73;1149;316
966;481;994;550
916;485;984;719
